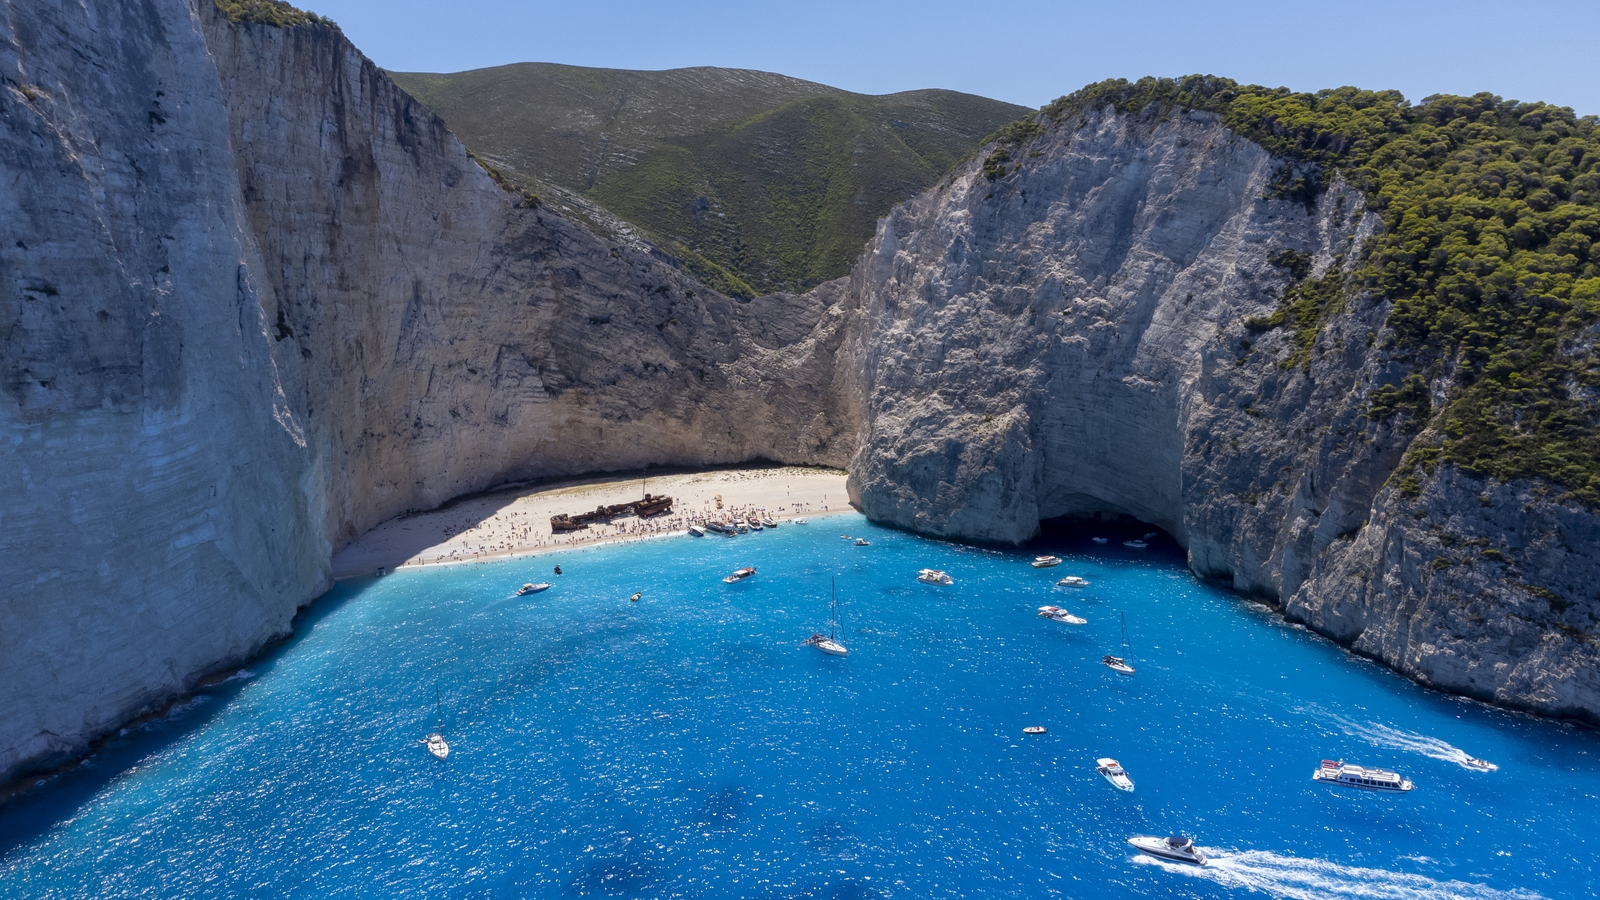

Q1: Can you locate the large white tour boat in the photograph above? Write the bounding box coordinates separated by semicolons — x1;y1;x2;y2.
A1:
1313;759;1414;792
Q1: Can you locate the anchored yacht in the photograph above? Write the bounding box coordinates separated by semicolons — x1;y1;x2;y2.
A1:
1057;575;1089;587
1128;835;1205;865
1097;757;1134;792
1313;759;1414;792
1037;605;1086;624
1031;555;1062;568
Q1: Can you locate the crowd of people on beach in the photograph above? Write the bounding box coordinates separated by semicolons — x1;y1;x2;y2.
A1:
398;492;833;568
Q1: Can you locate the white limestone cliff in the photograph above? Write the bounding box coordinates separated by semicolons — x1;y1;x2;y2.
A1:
843;105;1599;721
0;0;859;785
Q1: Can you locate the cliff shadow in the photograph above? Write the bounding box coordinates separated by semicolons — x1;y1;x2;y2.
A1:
0;579;372;851
1028;512;1184;563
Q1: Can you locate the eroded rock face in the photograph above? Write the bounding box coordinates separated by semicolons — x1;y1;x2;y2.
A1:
844;106;1600;721
0;0;859;784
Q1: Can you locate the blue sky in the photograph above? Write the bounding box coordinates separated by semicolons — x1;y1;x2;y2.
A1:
308;0;1599;114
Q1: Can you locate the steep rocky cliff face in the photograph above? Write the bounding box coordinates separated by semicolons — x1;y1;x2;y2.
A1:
844;105;1600;721
0;0;858;785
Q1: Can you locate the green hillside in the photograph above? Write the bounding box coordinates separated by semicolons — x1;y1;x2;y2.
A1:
388;63;1027;295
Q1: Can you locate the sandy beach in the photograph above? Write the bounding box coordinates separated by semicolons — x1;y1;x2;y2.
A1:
330;466;851;578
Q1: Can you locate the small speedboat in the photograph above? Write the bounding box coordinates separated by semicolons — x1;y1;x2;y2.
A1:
517;582;551;596
1022;725;1047;735
1128;835;1205;865
688;525;706;537
1122;540;1148;549
1097;757;1134;792
629;592;641;603
1038;605;1086;624
422;732;450;760
1464;756;1498;772
1031;555;1062;568
917;568;953;585
747;518;763;531
840;534;852;540
854;538;871;546
723;567;757;584
794;517;808;524
1313;759;1414;792
1091;537;1109;544
1057;575;1089;587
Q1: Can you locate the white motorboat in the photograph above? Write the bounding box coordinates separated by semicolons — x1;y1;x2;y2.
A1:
688;525;706;537
517;582;551;596
736;523;749;534
723;567;757;584
917;568;953;586
854;538;871;546
421;686;449;760
1057;575;1089;587
1313;759;1414;792
801;577;849;656
1031;555;1062;568
1122;540;1148;549
1096;757;1134;792
1091;537;1109;544
762;516;778;528
1037;605;1086;625
629;592;641;603
1464;756;1498;772
1128;835;1205;865
747;518;763;531
840;534;852;540
1023;725;1047;735
794;517;808;524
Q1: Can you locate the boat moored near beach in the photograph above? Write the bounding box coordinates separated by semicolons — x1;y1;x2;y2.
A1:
1314;759;1414;792
688;525;706;537
1128;835;1205;865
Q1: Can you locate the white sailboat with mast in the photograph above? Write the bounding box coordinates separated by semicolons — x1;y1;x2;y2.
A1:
1103;610;1136;675
803;577;849;656
421;685;450;759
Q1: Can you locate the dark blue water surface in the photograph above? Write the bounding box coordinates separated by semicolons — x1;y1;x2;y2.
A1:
2;513;1595;899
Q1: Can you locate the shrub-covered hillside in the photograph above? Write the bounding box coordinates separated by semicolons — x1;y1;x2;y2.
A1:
987;76;1600;505
388;64;1027;297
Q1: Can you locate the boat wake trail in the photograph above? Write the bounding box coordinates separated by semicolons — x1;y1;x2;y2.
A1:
1329;715;1494;771
1135;850;1542;900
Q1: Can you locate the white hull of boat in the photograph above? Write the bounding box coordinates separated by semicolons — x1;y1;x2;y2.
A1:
1128;835;1205;865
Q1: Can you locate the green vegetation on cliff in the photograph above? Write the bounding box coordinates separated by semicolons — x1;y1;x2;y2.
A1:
1003;76;1600;504
214;0;335;28
388;64;1026;296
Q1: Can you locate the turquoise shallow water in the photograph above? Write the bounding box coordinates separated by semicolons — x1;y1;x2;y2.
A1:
2;512;1596;899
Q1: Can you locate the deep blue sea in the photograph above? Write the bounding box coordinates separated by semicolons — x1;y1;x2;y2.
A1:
2;513;1595;899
